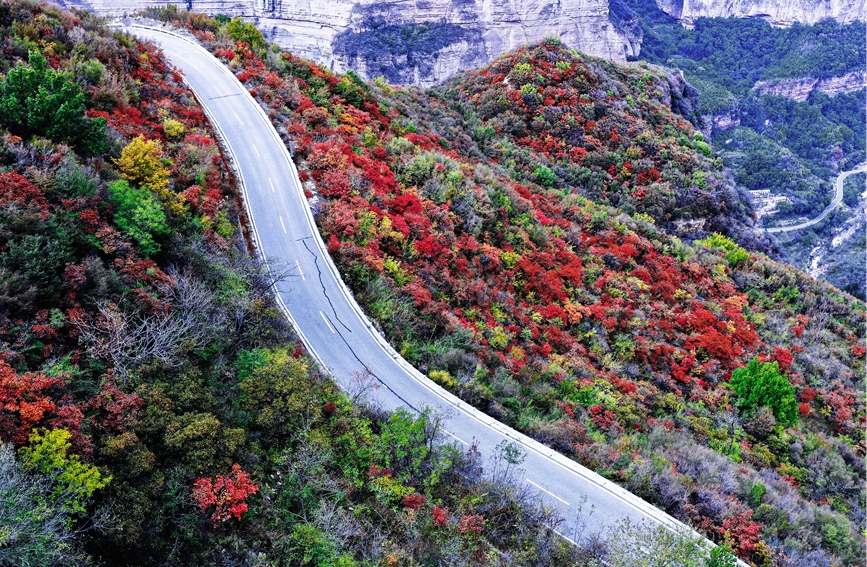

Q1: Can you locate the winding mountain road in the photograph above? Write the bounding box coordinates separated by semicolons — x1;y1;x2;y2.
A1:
124;23;740;560
765;162;867;233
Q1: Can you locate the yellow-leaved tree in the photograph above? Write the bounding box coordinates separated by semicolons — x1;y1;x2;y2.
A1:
237;348;319;433
19;428;111;514
115;135;183;214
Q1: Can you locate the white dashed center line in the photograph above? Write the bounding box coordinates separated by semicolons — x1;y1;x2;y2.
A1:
170;53;201;73
279;216;287;233
320;311;336;333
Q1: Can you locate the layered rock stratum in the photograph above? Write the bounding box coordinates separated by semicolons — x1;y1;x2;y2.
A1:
654;0;866;26
753;70;866;102
59;0;641;86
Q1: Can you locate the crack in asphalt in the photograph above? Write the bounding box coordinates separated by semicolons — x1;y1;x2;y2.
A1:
299;237;353;333
297;236;419;411
319;310;420;413
208;92;242;100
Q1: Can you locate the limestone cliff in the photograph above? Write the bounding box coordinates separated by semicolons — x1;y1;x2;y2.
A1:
654;0;866;26
753;70;866;102
59;0;641;86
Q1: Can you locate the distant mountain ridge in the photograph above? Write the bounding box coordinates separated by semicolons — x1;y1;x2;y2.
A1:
60;0;642;86
59;0;864;85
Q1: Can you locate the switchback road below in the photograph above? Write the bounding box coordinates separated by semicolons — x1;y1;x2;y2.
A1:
765;162;867;233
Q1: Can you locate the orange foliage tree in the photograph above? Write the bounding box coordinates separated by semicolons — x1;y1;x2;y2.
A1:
0;361;62;445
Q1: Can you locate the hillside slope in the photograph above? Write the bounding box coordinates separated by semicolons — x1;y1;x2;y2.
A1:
0;3;578;565
149;11;867;563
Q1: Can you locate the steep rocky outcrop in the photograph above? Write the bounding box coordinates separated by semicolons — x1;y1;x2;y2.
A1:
753;70;866;102
659;68;703;126
60;0;641;86
655;0;866;26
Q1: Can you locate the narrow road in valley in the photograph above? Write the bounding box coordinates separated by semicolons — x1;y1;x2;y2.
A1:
124;23;743;561
765;162;867;233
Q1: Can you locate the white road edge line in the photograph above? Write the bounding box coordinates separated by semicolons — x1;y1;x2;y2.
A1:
552;528;578;547
319;311;336;334
442;429;469;446
279;215;287;233
295;259;305;281
268;177;275;193
526;478;570;506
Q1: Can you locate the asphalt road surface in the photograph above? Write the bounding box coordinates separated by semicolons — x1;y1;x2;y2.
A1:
124;23;740;559
765;162;867;233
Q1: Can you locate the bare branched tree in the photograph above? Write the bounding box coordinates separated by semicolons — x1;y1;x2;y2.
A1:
74;266;223;378
314;501;363;553
277;432;344;523
347;368;381;405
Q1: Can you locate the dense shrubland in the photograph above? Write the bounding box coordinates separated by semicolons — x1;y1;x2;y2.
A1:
144;8;867;565
0;3;584;565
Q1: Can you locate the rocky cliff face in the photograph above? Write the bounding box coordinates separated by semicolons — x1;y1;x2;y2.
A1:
654;0;866;26
657;68;703;126
753;70;866;102
60;0;641;86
